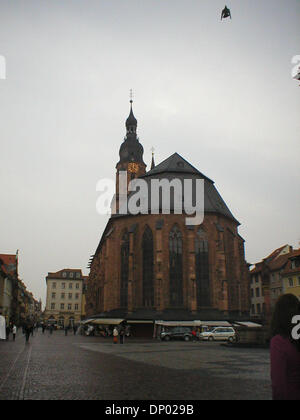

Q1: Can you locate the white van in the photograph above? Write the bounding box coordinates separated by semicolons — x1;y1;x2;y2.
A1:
200;327;236;342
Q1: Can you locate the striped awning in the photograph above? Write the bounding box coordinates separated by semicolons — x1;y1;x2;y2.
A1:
89;318;124;325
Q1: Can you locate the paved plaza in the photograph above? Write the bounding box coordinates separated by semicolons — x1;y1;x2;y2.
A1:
0;330;271;400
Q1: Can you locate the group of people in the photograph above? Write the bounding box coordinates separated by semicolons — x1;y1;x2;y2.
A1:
5;322;17;341
0;315;35;343
113;326;126;344
64;324;78;336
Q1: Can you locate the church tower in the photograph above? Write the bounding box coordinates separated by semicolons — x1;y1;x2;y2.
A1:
115;100;146;212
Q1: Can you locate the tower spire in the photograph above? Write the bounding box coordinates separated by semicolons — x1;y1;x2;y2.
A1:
126;90;137;135
151;147;155;170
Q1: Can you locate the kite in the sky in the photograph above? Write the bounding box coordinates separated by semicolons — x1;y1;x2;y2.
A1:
221;5;232;20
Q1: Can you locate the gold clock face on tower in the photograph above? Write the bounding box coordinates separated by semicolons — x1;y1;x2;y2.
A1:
128;162;139;173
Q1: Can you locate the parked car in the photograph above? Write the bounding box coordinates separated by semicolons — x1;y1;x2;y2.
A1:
160;327;193;342
199;327;236;342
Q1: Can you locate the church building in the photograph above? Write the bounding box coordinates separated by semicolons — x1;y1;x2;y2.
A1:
85;101;250;336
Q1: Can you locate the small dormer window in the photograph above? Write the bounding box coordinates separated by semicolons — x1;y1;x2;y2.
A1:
62;272;67;278
70;272;74;278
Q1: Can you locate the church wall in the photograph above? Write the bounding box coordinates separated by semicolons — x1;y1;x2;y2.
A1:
86;212;250;318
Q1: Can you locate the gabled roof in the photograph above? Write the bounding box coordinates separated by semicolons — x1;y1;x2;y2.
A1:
263;244;291;263
268;254;289;271
282;249;300;276
140;152;238;224
250;245;294;274
144;152;213;182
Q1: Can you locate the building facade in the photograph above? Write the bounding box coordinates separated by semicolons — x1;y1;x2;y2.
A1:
0;254;18;324
44;269;86;327
86;102;250;330
0;253;41;325
250;245;295;322
282;249;300;299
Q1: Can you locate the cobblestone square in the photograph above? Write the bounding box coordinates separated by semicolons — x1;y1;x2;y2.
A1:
0;330;271;400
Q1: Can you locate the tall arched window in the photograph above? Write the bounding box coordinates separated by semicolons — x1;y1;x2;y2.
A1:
142;226;154;307
169;225;183;307
195;228;210;307
120;230;129;308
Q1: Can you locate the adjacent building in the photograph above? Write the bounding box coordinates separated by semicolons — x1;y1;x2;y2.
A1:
44;269;87;327
282;249;300;299
250;245;297;322
0;253;41;325
0;254;18;324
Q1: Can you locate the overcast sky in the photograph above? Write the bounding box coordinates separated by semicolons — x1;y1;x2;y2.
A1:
0;0;299;305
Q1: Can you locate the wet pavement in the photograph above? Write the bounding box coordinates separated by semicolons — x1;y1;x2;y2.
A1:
0;330;271;400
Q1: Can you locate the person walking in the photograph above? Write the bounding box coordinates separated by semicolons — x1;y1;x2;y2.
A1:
73;325;77;335
113;327;119;344
12;325;17;341
65;325;69;336
119;329;124;344
0;313;6;340
6;324;10;341
49;324;54;336
42;324;46;334
24;323;31;344
191;328;197;342
270;294;300;400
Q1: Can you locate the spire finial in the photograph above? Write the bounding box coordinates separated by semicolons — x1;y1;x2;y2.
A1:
130;88;133;104
150;147;155;170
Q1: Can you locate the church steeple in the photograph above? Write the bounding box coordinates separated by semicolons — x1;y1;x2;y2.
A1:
125;100;137;135
151;148;155;170
117;99;146;167
114;98;147;214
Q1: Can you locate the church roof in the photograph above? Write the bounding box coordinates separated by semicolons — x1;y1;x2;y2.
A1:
140;152;239;224
144;152;213;182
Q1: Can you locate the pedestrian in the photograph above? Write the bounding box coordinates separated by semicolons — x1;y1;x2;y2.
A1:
42;324;46;334
12;324;17;341
270;294;300;400
65;325;68;336
73;325;77;335
113;327;118;344
24;323;31;344
119;329;124;344
191;328;197;342
6;324;10;341
0;313;6;340
49;324;54;335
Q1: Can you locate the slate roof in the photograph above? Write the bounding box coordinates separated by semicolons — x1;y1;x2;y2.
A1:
140;152;239;224
143;152;213;182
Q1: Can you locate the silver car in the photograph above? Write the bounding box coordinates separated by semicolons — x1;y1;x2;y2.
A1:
200;327;236;342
